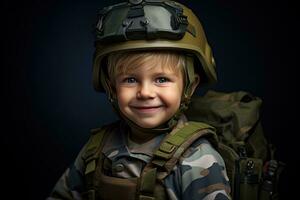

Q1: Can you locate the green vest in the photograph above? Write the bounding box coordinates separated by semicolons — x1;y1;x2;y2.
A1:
81;121;217;200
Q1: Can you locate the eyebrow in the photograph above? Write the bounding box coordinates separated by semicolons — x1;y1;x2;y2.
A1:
116;73;180;81
151;72;179;77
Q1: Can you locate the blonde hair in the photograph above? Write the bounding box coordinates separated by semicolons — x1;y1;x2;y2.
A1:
107;50;186;85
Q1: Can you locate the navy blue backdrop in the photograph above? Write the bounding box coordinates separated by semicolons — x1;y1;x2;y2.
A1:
3;0;294;199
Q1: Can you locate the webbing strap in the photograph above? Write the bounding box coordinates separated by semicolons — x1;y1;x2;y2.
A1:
153;121;214;159
152;121;216;171
81;125;114;200
82;127;108;175
138;168;157;200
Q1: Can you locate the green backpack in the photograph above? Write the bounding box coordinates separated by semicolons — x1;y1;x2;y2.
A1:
185;90;285;200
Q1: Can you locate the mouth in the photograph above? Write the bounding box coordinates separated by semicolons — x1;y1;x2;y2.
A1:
130;105;164;114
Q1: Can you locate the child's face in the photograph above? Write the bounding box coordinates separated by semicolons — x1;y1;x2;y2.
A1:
115;63;184;129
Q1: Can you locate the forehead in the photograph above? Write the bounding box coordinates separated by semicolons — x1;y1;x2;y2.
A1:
116;52;184;75
124;60;179;74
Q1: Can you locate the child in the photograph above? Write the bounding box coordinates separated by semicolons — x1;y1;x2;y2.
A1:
47;1;231;199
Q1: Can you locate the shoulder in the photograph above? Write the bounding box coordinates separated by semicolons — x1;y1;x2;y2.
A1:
164;137;231;200
67;122;122;188
180;138;225;168
48;121;122;199
72;121;121;170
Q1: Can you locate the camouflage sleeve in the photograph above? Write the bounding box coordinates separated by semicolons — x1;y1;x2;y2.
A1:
164;138;231;200
46;144;87;200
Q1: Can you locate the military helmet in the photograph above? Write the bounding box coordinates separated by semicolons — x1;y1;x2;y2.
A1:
93;0;217;92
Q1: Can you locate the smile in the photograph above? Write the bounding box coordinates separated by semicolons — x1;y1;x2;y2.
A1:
130;105;164;114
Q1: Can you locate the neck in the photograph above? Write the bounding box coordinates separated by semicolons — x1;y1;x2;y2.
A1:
123;118;170;144
128;126;164;144
123;115;188;144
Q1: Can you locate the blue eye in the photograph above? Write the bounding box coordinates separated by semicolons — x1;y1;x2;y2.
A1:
125;77;136;83
156;77;168;83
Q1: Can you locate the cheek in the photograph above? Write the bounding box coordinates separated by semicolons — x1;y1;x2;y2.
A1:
161;89;182;107
116;88;127;105
116;87;134;106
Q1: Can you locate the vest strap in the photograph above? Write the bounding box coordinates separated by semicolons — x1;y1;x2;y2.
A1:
140;168;157;193
81;123;117;200
152;121;217;173
138;167;157;200
82;128;107;175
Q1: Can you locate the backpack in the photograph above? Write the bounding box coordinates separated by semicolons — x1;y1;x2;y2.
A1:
185;90;285;200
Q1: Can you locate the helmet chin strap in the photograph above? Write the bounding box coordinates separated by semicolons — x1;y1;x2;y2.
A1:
167;55;197;127
101;55;197;134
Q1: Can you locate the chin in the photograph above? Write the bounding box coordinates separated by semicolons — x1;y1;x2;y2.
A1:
136;118;169;129
135;120;161;129
137;123;158;129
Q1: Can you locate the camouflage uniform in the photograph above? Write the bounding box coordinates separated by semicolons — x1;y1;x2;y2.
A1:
47;116;231;200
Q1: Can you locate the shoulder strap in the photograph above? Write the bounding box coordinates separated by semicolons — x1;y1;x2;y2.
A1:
81;121;121;175
152;121;218;178
81;126;110;176
80;122;119;200
137;121;218;200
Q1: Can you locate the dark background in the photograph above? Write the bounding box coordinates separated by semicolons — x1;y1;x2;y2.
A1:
3;0;295;199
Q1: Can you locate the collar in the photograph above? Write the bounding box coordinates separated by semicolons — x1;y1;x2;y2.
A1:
102;115;188;163
101;122;165;163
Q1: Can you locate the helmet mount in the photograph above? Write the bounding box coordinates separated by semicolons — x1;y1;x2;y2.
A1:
95;0;191;44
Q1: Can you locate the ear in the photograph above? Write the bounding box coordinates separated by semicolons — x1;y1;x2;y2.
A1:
190;74;200;96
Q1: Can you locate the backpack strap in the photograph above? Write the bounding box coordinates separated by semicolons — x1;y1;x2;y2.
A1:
137;121;217;199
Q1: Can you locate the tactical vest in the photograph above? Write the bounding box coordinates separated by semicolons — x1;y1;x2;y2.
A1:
80;121;217;200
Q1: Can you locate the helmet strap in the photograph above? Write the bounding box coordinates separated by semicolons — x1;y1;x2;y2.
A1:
178;55;197;112
183;55;196;100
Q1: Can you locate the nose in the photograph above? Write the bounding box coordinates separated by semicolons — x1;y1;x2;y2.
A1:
137;82;156;99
